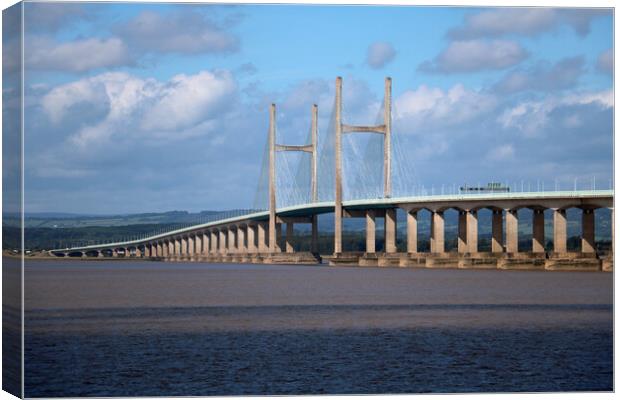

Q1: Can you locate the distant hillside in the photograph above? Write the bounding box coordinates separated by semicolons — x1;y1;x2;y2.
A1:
3;210;254;229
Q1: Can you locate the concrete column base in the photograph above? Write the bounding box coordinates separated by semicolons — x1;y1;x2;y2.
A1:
548;251;598;260
457;252;501;269
262;252;320;264
250;254;264;264
359;253;379;267
230;255;244;263
601;257;613;272
544;258;601;271
377;253;404;268
327;252;363;266
425;254;460;269
400;253;427;268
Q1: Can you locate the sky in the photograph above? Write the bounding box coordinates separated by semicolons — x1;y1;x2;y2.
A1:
3;1;614;213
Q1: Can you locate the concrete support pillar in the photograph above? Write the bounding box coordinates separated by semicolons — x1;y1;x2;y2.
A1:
467;210;478;253
285;223;294;253
366;210;376;254
97;250;103;258
385;208;397;253
211;231;218;254
430;211;445;253
458;211;467;253
195;234;202;257
492;210;503;253
311;215;318;254
532;209;545;253
275;223;282;253
188;235;195;258
247;225;256;253
228;229;236;253
268;104;277;253
113;248;119;258
582;208;595;253
505;209;519;253
238;226;247;254
202;232;211;256
258;222;267;253
553;209;567;253
334;77;343;255
407;209;418;254
181;237;188;257
161;242;167;258
219;230;226;254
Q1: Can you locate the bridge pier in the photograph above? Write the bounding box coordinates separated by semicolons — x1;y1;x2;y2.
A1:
258;222;267;253
275;223;282;253
285;223;294;253
385;208;397;254
532;209;545;253
467;210;478;253
492;209;503;252
553;208;567;253
582;208;596;253
219;230;226;255
430;210;444;254
247;224;257;254
365;210;375;254
458;211;467;253
311;215;318;254
505;209;519;253
406;209;418;254
194;234;201;260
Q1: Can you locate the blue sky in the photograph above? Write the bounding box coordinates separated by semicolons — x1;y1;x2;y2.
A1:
6;2;614;213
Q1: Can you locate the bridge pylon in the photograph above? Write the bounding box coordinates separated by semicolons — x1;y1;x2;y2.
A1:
334;77;392;254
268;104;319;253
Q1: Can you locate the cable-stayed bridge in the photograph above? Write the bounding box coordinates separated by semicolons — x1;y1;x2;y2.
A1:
51;78;614;271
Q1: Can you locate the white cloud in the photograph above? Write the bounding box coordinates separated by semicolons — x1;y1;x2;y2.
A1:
24;3;86;32
394;83;497;130
366;42;396;69
26;36;130;72
116;10;239;54
497;89;613;137
41;69;237;147
141;70;236;131
449;8;610;39
494;56;585;93
419;40;528;73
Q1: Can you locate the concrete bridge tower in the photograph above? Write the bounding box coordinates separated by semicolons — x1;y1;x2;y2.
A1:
334;77;392;254
268;103;319;253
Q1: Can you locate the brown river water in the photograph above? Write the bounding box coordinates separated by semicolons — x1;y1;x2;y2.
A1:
16;260;614;396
